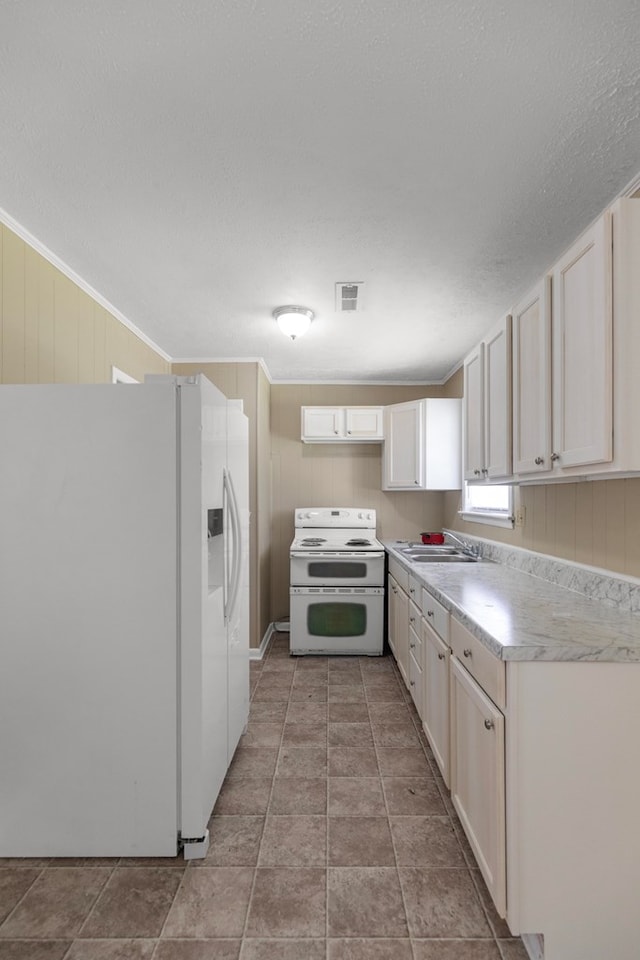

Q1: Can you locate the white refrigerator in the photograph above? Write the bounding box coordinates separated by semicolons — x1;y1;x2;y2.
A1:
0;374;249;858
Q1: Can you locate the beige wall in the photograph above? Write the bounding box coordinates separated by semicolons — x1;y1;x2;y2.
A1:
0;224;169;384
270;383;451;621
171;361;272;648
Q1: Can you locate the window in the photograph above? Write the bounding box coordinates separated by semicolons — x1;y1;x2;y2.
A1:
111;365;138;384
459;483;514;528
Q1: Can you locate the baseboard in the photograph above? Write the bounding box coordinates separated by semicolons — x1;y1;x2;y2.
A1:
521;933;544;960
249;623;275;660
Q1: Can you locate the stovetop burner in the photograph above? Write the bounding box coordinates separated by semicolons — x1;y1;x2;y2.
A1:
300;537;327;545
345;538;372;546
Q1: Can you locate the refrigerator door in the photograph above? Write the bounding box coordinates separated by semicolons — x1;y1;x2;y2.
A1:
178;376;229;844
0;383;179;856
226;400;250;763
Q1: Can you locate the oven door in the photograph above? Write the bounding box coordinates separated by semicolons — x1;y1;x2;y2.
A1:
289;586;384;655
290;552;384;587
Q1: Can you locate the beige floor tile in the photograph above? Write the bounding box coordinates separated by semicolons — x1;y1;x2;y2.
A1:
399;867;491;938
213;780;273;817
240;724;284;748
268;779;327;815
65;939;157;958
292;673;328;687
154;940;241;959
381;778;446;816
371;721;421;747
328;746;379;777
245;868;326;937
276;746;327;778
163;868;254;938
259;816;326;866
286;702;328;723
0;868;41;925
261;660;296;674
328;818;394;866
390;817;466;867
200;818;264;867
366;702;412;722
327;671;363;686
364;685;404;702
471;870;512;938
240;939;325;960
412;941;501;959
248;702;288;723
328;723;373;747
375;747;430;777
251;687;292;703
328;703;369;722
289;687;328;702
79;868;182;939
282;723;327;746
496;940;530;960
327;867;408;938
328;939;413;960
0;942;72;960
226;748;279;780
328;685;366;703
0;868;111;939
328;778;386;817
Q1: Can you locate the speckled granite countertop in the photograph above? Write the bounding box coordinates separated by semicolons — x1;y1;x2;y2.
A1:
384;540;640;662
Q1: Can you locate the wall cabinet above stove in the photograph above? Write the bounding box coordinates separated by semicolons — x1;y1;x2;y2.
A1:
382;398;462;491
301;406;384;442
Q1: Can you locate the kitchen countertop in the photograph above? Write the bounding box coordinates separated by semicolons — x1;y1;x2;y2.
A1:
384;540;640;663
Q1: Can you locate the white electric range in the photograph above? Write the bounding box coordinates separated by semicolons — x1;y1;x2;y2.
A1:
289;507;385;655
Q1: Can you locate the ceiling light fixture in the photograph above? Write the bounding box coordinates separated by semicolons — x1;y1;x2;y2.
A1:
273;305;314;340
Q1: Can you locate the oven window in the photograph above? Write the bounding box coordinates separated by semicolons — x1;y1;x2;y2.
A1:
307;601;367;637
308;561;367;579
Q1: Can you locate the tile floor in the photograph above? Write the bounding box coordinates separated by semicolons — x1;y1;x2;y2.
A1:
0;632;530;960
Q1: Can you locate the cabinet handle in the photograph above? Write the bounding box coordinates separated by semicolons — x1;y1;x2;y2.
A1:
463;648;472;658
410;642;416;649
437;652;445;660
410;680;416;687
410;587;415;594
391;585;397;594
347;430;352;434
484;718;495;731
427;610;434;618
534;456;544;465
481;468;488;475
550;452;560;461
473;469;481;476
409;616;415;624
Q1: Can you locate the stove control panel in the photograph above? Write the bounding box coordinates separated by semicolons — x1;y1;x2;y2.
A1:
295;507;376;528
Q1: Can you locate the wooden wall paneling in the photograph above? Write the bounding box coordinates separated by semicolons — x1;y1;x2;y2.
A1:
574;483;595;567
555;483;577;561
78;289;95;383
54;272;79;383
93;303;108;382
603;479;626;574
624;479;640;574
24;245;39;383
37;259;55;383
2;226;25;383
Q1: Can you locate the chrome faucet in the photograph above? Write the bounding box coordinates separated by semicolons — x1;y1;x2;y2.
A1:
444;531;482;559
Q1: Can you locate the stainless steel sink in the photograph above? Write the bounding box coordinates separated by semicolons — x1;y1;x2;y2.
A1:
399;545;479;563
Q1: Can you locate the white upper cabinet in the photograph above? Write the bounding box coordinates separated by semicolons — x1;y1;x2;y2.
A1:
512;277;552;476
463;315;512;482
513;198;640;482
301;406;383;442
551;211;612;470
383;398;462;491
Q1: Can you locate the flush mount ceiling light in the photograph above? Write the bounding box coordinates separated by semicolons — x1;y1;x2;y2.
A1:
273;305;314;340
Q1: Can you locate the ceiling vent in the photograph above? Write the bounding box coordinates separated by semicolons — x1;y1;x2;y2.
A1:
335;281;364;312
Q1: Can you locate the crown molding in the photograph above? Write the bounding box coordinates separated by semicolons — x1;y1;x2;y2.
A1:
0;204;172;362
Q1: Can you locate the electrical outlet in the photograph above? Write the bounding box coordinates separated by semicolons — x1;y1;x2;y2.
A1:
515;506;526;528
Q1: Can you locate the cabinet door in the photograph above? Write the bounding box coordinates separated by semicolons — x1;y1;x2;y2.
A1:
383;401;424;489
484;316;512;480
301;407;344;440
512;278;552;475
552;212;613;468
450;656;506;917
408;623;423;718
463;344;484;480
422;619;450;786
387;574;398;658
394;583;409;687
345;407;383;439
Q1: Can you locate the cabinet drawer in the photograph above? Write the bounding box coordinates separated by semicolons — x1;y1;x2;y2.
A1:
450;618;505;710
421;587;449;643
389;556;409;593
409;598;421;637
408;574;421;603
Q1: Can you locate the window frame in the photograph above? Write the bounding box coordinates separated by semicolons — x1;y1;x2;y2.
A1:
459;482;514;528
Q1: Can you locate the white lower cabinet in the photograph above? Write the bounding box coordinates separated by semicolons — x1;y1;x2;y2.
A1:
387;563;409;687
421;619;450;785
408;603;423;715
450;654;506;916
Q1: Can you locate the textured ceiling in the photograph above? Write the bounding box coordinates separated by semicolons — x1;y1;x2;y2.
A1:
1;1;639;382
